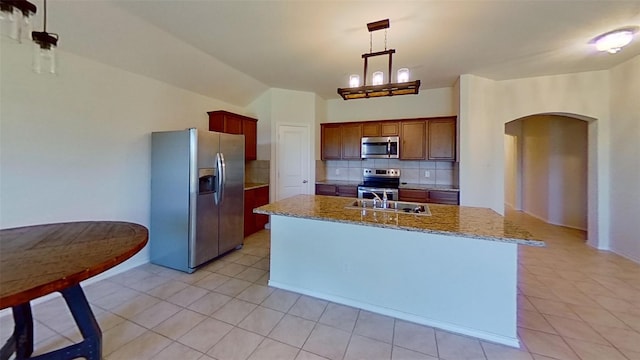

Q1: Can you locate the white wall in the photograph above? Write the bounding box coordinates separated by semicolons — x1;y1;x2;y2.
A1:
0;40;242;269
325;87;455;124
522;118;551;221
459;71;610;249
247;88;319;200
458;75;503;213
504;121;522;210
609;55;640;263
493;71;609;249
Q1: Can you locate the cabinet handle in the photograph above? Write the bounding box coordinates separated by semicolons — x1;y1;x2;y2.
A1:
303;180;308;183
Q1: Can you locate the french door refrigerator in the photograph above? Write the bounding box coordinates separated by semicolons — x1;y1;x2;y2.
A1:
150;128;244;273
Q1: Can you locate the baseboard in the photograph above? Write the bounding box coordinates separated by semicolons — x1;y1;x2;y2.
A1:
610;247;640;265
268;280;521;349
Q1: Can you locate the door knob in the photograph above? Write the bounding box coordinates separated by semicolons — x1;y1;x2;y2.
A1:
302;180;308;183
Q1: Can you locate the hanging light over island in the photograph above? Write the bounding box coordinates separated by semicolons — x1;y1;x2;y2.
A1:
337;19;421;100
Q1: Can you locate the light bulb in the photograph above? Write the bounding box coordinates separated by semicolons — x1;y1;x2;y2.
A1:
397;68;409;83
0;7;20;41
372;71;384;85
33;43;56;74
594;30;634;54
349;74;360;87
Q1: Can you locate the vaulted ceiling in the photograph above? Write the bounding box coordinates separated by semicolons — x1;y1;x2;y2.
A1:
37;1;640;106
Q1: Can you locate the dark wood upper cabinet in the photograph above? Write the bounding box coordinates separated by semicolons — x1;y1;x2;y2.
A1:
380;121;399;136
242;118;257;160
320;116;456;162
428;118;456;161
362;122;380;137
207;110;258;160
362;121;399;137
341;123;362;159
321;123;361;160
321;124;342;160
400;120;426;159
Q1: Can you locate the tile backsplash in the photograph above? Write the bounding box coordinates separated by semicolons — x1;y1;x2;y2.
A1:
245;160;270;184
317;159;458;186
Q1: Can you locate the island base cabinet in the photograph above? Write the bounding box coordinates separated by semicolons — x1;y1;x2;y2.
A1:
268;215;519;348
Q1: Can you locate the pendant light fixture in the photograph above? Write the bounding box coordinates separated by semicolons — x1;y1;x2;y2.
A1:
337;19;421;100
0;0;36;42
31;0;57;74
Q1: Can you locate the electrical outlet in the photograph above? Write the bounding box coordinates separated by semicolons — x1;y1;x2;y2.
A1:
424;170;431;178
336;168;340;175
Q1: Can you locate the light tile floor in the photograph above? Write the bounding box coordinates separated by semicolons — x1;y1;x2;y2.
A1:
1;209;639;360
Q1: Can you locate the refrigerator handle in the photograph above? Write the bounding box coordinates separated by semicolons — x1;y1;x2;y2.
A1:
216;152;226;204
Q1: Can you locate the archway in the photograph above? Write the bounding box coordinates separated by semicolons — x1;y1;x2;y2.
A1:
503;112;597;244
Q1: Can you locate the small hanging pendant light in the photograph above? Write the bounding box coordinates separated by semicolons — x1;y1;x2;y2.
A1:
0;0;37;42
31;0;58;74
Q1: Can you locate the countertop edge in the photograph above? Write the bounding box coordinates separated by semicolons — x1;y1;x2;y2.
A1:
254;208;545;247
244;183;269;191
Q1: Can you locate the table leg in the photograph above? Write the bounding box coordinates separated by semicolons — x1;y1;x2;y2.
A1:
30;284;102;360
0;303;34;360
1;284;102;360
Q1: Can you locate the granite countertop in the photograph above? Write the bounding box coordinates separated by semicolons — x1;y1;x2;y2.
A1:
255;194;544;247
244;182;269;190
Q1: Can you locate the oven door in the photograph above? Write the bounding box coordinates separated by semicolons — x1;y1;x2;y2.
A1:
357;187;398;200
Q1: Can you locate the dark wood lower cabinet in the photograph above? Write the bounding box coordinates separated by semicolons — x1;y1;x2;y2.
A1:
315;184;337;196
399;188;459;205
398;189;429;203
428;190;459;205
244;186;270;237
315;184;357;197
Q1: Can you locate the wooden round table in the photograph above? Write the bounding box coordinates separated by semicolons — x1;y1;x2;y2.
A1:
0;221;148;360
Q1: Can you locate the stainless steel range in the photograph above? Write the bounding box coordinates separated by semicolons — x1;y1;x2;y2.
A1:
357;168;400;200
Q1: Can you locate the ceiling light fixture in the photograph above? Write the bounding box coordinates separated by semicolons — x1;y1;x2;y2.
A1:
592;27;637;54
0;0;36;42
31;0;58;74
337;19;421;100
0;0;58;74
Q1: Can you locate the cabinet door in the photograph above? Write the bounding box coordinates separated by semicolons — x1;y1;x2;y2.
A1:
243;118;257;160
428;118;456;160
208;111;225;132
428;190;459;205
244;189;255;237
362;122;380;137
224;115;243;135
321;124;342;160
336;185;358;198
315;184;337;196
254;186;269;231
380;122;399;136
399;189;428;202
341;123;362;159
400;121;426;159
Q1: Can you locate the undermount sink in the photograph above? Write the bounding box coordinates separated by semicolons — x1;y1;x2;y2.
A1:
346;199;432;216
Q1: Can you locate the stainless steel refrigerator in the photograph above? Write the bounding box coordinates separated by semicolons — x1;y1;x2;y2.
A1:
150;128;244;273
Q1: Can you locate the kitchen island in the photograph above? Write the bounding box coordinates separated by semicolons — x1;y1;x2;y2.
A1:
255;195;543;347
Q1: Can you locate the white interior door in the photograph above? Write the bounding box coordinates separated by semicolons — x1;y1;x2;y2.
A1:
276;124;310;200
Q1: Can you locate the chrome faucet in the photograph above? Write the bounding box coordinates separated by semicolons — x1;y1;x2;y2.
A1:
371;192;383;208
382;190;388;208
371;191;388;208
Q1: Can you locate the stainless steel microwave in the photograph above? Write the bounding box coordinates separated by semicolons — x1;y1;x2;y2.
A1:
361;136;399;159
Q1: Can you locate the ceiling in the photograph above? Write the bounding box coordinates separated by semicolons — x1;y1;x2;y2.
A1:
38;1;640;106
